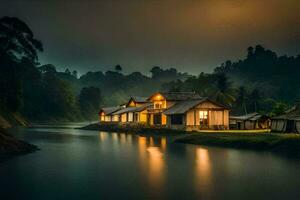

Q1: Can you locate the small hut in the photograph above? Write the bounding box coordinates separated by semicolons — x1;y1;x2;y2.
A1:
230;113;270;130
271;104;300;133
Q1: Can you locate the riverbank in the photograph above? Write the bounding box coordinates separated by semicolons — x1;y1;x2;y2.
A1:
79;123;184;136
81;123;300;158
0;107;38;160
176;132;300;158
0;128;38;160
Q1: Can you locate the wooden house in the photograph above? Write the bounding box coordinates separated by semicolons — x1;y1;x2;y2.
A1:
126;96;148;107
98;92;230;131
271;104;300;133
146;92;202;126
99;106;122;122
163;98;230;131
229;113;270;130
112;103;152;123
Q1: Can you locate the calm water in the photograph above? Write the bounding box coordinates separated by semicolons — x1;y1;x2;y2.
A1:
1;125;300;200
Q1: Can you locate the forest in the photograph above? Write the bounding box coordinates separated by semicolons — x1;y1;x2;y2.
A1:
0;16;299;122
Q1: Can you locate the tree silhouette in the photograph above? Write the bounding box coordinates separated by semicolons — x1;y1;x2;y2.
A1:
115;65;122;73
250;88;261;112
236;86;248;115
212;73;235;106
72;70;78;78
0;16;43;61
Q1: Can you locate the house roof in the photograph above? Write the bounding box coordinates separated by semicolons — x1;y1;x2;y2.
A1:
99;106;121;115
272;103;300;120
230;113;260;121
148;92;202;101
130;96;148;103
113;103;152;115
163;98;228;115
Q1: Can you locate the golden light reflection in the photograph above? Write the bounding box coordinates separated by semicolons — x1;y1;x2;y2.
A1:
120;134;126;144
161;137;167;151
195;148;212;188
137;136;166;191
147;146;164;190
99;132;107;141
126;134;132;144
149;137;154;146
112;133;118;141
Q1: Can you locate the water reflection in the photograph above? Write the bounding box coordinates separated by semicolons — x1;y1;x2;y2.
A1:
137;136;166;192
195;147;212;191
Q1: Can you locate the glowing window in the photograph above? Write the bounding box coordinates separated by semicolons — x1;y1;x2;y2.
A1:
199;111;208;125
154;102;162;109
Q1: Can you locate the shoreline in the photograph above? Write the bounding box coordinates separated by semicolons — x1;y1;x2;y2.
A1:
0;128;39;161
81;123;300;158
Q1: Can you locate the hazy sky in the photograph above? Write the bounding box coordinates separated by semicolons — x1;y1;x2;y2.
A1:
1;0;300;75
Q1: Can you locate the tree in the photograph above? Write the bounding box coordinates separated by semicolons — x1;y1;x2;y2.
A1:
65;68;71;75
78;87;102;120
38;64;57;74
115;65;122;73
236;86;248;115
72;70;78;78
0;17;43;111
270;102;289;117
250;88;261;112
212;73;235;106
0;16;43;61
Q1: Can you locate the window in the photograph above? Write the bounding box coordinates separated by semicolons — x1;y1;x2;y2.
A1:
154;102;162;109
199;111;208;125
171;114;183;125
133;113;139;122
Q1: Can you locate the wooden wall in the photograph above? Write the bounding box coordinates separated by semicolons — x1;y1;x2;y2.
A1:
185;101;229;127
121;113;127;123
139;110;148;123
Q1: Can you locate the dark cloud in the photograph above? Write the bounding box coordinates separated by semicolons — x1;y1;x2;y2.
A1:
0;0;299;75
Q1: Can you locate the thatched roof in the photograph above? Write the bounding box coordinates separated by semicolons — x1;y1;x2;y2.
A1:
272;103;300;120
113;103;152;115
163;98;229;115
99;106;122;115
148;92;202;101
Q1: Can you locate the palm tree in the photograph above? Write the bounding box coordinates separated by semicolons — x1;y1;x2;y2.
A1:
250;88;261;112
0;16;43;61
236;86;248;114
212;73;235;106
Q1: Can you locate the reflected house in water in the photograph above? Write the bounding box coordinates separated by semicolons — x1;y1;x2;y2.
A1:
98;92;230;131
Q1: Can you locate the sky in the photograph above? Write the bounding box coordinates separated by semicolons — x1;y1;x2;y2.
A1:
0;0;300;75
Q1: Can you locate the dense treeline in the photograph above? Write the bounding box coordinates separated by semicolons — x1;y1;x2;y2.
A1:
0;17;190;121
0;17;102;121
1;16;299;122
163;45;300;115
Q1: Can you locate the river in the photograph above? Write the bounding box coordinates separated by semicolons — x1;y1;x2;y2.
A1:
1;124;300;200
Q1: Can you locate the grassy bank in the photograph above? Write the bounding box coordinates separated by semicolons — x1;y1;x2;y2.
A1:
176;132;300;158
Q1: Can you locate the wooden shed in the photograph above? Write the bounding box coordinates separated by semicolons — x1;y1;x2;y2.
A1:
230;113;270;130
163;98;230;131
271;104;300;133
